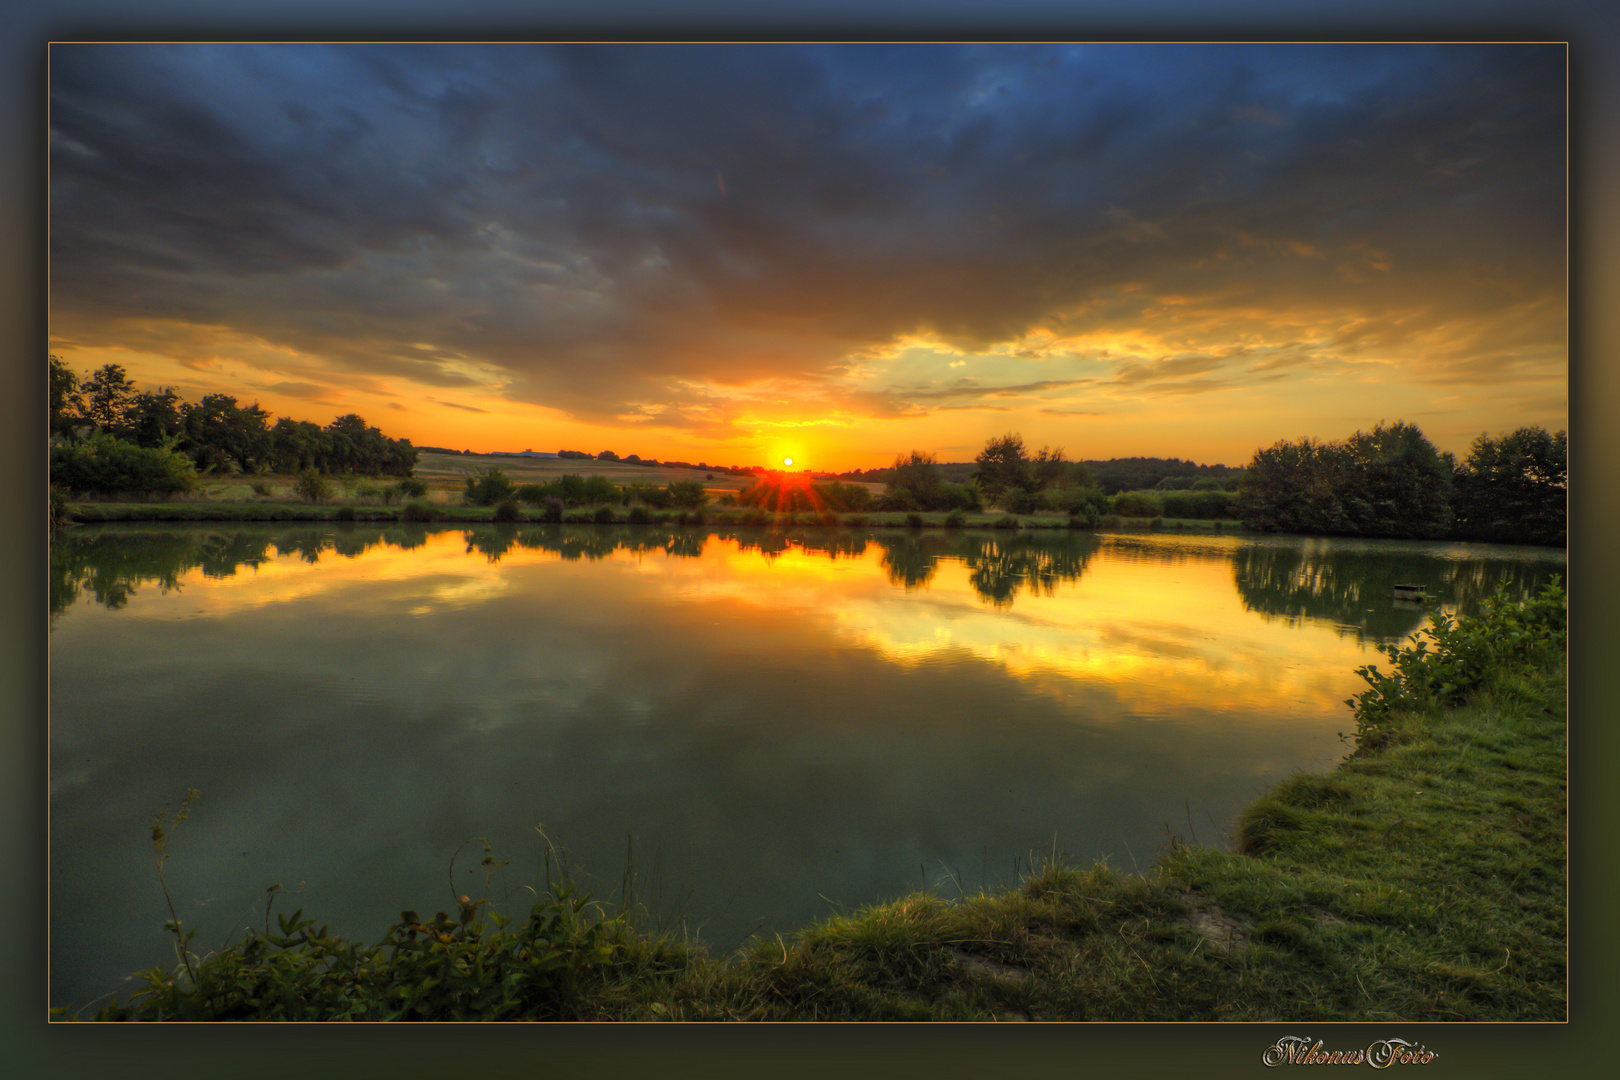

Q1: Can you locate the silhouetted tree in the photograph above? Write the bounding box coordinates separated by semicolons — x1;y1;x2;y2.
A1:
1451;426;1566;546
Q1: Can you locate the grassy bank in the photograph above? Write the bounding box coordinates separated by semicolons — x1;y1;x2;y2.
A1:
59;585;1565;1022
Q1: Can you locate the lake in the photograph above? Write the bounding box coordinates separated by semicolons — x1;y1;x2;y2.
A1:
48;522;1565;1011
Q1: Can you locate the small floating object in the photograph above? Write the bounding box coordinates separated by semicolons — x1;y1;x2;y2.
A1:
1392;584;1427;601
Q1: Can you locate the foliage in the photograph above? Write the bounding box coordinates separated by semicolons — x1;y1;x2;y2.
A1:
51;357;418;478
400;500;439;523
886;450;945;509
50;432;200;498
1346;577;1565;750
397;478;430;500
1450;426;1566;546
1238;421;1452;540
294;469;335;503
524;474;622;508
1158;489;1238;520
50;354;85;437
492;498;522;523
593;506;616;524
248;480;274;498
1111;491;1162;518
77;838;659;1022
973;434;1031;504
464;467;518;506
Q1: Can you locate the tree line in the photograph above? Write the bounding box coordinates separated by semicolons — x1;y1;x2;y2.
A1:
1237;421;1565;546
50;357;419;496
879;421;1564;547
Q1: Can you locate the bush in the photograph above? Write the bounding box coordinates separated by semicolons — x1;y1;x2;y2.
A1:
397;478;430;499
465;468;517;506
905;512;924;529
493;498;522;523
540;497;564;523
335;505;357;522
943;509;967;529
50;433;199;498
76;877;647;1022
593;506;616;524
1346;578;1565;749
249;479;273;498
400;500;439;522
1004;488;1049;515
1111;491;1162;518
627;505;652;525
993;514;1020;530
294;469;335;503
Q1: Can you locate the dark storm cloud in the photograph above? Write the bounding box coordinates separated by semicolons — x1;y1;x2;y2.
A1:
49;43;1565;423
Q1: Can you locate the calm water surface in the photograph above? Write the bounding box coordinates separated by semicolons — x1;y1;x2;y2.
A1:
48;523;1564;1009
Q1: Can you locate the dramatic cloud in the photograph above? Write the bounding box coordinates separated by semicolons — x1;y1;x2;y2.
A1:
49;43;1566;466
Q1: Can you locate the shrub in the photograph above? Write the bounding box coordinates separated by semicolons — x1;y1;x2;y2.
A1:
50;433;199;498
1111;491;1162;518
627;505;652;525
397;478;430;499
49;485;70;530
1004;488;1049;515
335;505;357;522
845;514;867;528
993;514;1020;530
905;512;924;529
76;877;647;1021
400;500;439;522
1346;578;1565;750
943;509;967;529
287;469;333;503
465;467;517;506
493;498;522;523
593;506;616;524
249;479;273;498
516;483;546;506
540;497;564;524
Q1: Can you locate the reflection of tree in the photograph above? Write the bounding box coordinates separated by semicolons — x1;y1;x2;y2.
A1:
874;534;945;591
1232;540;1566;647
955;533;1101;608
51;529;275;616
866;532;1101;606
464;525;520;563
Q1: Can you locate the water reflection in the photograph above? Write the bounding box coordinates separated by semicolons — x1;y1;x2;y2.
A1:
48;523;1564;1010
1230;536;1565;646
53;525;1111;616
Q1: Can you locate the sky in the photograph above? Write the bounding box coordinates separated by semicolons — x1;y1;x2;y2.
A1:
47;42;1568;473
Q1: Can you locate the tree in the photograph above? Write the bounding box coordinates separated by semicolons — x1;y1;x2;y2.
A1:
123;389;186;448
1451;426;1566;546
81;364;138;432
1238;421;1452;539
183;394;272;473
974;434;1031;505
886;450;943;509
1338;421;1452;539
49;355;84;437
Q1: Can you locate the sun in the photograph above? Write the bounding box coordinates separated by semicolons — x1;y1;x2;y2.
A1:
783;457;793;467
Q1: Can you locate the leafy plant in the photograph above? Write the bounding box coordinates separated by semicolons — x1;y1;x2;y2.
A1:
294;469;334;503
1346;578;1565;749
464;467;517;506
